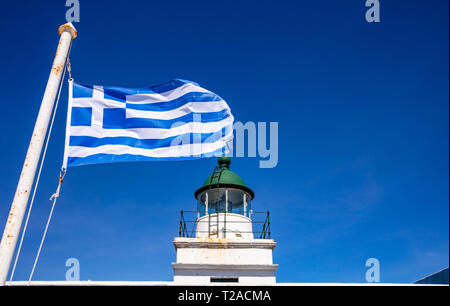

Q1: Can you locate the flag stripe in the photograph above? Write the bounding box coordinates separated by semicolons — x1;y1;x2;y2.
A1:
125;92;223;111
72;97;125;108
103;109;231;130
68;134;232;158
125;84;211;104
69;116;234;139
73;79;201;101
69;130;229;150
125;101;230;120
67;147;227;167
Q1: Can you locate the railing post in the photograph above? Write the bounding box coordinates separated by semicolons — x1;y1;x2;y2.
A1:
244;194;248;217
208;212;211;238
223;212;226;238
179;210;183;237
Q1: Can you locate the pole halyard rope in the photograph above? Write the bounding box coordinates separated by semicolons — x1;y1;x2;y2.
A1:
27;168;66;285
8;42;72;285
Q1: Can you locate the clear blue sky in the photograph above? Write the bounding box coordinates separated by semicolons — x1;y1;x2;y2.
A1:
0;0;448;283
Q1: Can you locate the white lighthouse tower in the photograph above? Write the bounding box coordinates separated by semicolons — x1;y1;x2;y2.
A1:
172;157;278;285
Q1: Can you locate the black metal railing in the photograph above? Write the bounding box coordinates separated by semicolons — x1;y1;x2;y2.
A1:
178;210;271;239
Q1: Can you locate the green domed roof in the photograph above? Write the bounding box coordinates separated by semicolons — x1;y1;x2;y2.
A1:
194;157;254;199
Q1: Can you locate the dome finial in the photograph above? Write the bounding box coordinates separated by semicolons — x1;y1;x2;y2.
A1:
218;156;231;168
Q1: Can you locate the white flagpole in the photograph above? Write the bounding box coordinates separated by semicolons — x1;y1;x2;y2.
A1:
0;23;77;286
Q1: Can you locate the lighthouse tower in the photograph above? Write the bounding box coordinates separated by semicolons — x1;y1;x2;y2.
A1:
172;157;278;285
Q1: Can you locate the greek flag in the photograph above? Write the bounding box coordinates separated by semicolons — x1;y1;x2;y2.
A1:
63;79;234;167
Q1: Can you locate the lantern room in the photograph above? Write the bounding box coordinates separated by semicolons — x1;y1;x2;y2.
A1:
194;156;254;218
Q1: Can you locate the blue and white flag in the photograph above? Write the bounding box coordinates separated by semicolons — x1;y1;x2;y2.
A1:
63;79;234;167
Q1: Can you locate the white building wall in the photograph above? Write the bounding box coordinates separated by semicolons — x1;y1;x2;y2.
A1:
172;237;277;285
175;245;274;265
173;267;277;285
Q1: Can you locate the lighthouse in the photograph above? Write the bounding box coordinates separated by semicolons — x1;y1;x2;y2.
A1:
172;157;278;285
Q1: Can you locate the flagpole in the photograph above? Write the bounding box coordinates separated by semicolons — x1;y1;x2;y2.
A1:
0;23;77;286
